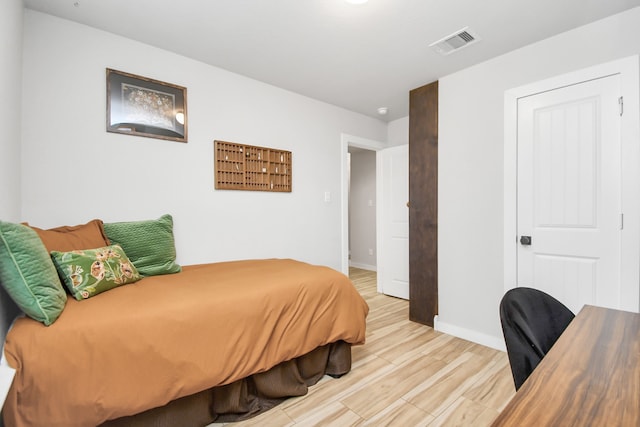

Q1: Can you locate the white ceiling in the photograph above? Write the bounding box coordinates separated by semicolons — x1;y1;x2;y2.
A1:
23;0;640;122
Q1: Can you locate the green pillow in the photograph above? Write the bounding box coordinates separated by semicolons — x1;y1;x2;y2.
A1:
103;214;181;277
0;221;67;325
51;245;141;300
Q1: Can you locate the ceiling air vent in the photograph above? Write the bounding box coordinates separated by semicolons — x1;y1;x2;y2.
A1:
429;27;480;56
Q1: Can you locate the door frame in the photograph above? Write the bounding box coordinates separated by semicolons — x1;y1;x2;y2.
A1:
340;133;385;279
503;55;640;311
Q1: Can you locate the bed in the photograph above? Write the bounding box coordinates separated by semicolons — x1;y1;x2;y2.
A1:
0;217;368;427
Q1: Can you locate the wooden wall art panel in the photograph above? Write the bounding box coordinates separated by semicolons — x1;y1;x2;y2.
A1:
214;140;291;192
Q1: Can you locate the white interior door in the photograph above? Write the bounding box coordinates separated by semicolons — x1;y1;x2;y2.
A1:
377;145;409;299
517;75;622;314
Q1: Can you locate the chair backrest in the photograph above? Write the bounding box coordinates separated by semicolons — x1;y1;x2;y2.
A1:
499;287;575;390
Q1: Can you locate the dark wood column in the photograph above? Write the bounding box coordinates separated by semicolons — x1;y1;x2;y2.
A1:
408;81;438;326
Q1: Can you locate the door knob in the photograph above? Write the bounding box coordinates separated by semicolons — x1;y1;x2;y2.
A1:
520;235;532;245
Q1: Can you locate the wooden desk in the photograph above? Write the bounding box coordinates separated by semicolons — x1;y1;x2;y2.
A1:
492;305;640;427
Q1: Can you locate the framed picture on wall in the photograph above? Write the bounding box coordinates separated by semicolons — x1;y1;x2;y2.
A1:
106;68;187;143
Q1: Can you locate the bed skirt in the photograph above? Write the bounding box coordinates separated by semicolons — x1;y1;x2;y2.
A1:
100;340;352;426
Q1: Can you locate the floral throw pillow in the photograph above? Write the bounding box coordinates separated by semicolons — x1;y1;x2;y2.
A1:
51;245;141;300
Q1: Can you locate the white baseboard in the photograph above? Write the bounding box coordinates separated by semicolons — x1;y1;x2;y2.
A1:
434;315;506;351
0;363;16;411
349;262;377;272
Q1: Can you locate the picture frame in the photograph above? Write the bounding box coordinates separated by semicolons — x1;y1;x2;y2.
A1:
106;68;187;143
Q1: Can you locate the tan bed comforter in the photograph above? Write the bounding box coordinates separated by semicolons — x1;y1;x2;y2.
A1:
2;259;368;427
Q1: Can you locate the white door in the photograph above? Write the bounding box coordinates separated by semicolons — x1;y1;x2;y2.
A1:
517;75;622;314
377;145;409;299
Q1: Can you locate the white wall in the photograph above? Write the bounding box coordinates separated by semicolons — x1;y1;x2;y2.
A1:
349;150;376;270
20;10;387;271
0;0;25;358
387;116;409;147
437;7;640;348
0;0;23;222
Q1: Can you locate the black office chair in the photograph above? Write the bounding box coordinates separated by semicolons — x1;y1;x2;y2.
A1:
499;287;575;390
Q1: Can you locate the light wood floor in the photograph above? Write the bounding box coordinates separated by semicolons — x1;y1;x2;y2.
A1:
215;268;515;426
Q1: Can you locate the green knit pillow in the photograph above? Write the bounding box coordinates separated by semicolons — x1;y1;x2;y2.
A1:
0;221;67;325
103;214;181;277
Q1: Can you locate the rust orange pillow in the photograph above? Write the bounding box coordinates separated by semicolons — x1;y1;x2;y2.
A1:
27;219;110;253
